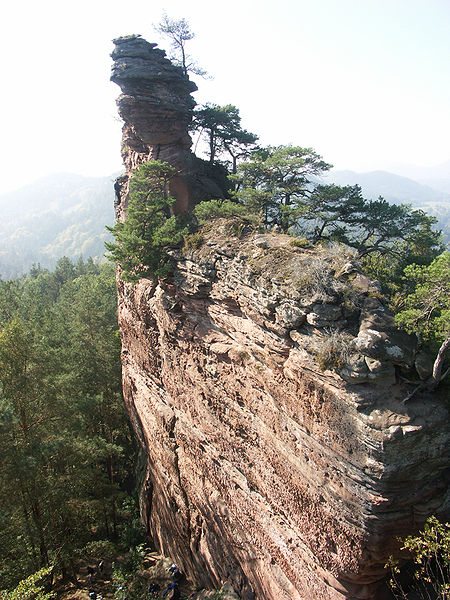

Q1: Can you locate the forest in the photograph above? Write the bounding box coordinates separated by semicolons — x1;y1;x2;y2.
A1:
0;258;140;592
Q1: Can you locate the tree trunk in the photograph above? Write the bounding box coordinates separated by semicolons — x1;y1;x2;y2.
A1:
402;336;449;403
103;502;110;537
209;128;216;164
30;496;49;566
181;44;187;77
112;498;118;537
432;336;450;385
20;490;39;568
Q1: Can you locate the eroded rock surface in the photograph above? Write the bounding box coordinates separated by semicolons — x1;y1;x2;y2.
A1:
111;35;224;217
111;38;449;600
116;224;448;600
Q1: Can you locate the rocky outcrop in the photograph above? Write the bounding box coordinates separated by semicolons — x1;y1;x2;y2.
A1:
111;35;224;217
116;223;448;600
111;38;449;600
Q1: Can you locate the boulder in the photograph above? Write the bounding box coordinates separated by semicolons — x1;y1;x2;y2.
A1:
415;350;435;380
354;328;418;367
306;303;343;327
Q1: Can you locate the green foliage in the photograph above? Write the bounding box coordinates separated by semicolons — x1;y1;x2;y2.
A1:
232;145;332;232
192;104;258;171
112;563;129;600
193;198;257;225
106;161;188;282
81;540;118;561
183;232;204;250
403;517;450;565
302;183;365;243
156;13;206;77
354;199;442;263
115;497;146;549
289;237;311;248
223;145;443;301
0;259;137;588
0;567;55;600
387;517;450;599
306;188;444;296
395;251;450;346
395;252;450;387
111;544;147;600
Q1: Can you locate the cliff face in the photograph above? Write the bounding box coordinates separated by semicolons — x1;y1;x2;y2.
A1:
111;38;449;600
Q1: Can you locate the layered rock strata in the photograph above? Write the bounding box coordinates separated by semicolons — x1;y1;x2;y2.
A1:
111;35;224;217
117;225;448;600
111;37;449;599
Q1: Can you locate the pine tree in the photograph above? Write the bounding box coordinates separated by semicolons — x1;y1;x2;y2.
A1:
106;161;188;282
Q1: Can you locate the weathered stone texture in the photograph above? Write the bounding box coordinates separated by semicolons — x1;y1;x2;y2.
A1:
117;224;449;600
111;37;449;600
111;35;224;218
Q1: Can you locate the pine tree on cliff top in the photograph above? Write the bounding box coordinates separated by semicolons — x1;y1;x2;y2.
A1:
106;160;188;282
396;251;450;396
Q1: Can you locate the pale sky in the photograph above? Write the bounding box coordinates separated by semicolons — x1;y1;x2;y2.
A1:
1;0;449;192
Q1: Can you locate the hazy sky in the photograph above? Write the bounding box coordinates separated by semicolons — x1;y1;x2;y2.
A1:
1;0;449;191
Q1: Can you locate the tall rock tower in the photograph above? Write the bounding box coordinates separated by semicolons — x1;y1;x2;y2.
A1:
111;34;223;217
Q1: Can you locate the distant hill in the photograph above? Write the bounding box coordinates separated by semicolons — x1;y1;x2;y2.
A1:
417;178;450;196
1;169;448;280
400;160;450;195
381;159;450;190
327;169;450;243
0;173;117;279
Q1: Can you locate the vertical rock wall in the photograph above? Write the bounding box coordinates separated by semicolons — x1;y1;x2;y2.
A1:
111;35;223;218
111;37;449;599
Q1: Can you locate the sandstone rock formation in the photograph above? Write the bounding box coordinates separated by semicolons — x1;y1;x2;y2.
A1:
111;35;224;217
111;37;449;599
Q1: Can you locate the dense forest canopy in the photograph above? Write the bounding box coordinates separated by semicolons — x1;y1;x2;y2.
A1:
0;259;138;589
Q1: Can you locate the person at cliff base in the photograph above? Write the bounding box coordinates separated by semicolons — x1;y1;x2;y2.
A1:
162;581;180;599
147;582;160;597
168;563;181;580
